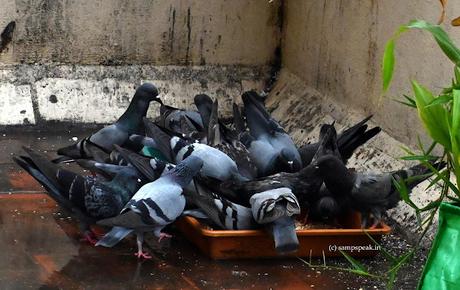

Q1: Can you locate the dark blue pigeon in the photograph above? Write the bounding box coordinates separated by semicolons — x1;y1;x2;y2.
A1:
241;91;302;176
13;147;146;244
54;83;159;163
96;156;204;259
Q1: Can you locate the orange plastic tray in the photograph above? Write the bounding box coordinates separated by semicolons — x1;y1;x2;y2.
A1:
176;213;391;259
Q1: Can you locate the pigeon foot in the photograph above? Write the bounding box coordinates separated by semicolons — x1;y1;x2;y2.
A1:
158;232;172;243
81;231;98;245
134;251;152;259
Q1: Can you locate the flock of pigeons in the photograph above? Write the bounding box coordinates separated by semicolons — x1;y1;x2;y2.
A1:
13;83;441;259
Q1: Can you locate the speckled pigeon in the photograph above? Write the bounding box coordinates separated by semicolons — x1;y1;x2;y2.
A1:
13;147;146;244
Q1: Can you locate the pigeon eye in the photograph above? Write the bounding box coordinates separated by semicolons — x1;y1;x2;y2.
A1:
137;178;142;183
314;166;319;169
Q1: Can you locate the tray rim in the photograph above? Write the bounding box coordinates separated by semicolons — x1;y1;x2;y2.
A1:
180;216;391;238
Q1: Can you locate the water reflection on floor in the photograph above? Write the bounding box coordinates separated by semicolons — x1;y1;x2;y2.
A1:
0;194;350;290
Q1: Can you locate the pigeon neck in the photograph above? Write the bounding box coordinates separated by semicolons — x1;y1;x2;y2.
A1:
117;94;150;131
112;173;142;200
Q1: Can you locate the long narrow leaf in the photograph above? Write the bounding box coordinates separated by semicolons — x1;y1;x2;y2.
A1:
412;81;451;149
406;20;460;64
382;39;396;92
339;250;367;272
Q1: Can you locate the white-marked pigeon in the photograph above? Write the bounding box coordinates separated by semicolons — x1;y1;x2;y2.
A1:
183;180;257;230
96;156;204;259
250;187;301;253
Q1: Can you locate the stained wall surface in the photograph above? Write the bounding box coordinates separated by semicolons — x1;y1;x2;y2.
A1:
281;0;460;147
0;0;281;125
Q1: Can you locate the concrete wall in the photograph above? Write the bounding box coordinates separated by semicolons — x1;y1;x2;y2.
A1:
0;0;280;65
281;0;460;147
0;0;281;125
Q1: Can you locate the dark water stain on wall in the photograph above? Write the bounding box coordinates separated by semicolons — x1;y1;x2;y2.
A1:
0;21;16;53
185;7;192;64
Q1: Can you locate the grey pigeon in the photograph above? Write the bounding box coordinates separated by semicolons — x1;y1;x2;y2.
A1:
241;91;302;176
54;83;159;162
13;147;145;244
144;117;247;182
171;136;248;182
204;99;257;179
317;156;445;228
183;180;257;230
194;94;213;132
156;98;204;136
96;156;204;259
299;116;381;166
249;187;301;253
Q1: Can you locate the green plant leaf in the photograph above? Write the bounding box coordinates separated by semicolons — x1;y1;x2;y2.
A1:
364;231;396;263
339;250;367;272
425;94;452;107
455;66;460;84
393;177;419;211
382;39;396;92
400;155;436;161
412;81;451;150
406;20;460;64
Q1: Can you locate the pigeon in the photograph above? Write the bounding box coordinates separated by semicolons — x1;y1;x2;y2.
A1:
13;147;145;244
113;144;175;181
54;83;159;162
299;116;381;166
232;103;246;135
250;187;301;253
194;94;214;132
96;156;204;259
204;99;257;179
156;97;204;135
171;136;248;182
183;180;257;230
308;185;342;223
241;91;302;176
143;117;248;182
316;155;445;228
200;156;339;211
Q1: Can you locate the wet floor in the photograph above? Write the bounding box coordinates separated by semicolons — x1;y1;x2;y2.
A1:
0;130;427;289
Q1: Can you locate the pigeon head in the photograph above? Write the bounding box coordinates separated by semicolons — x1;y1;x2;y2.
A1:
168;155;204;187
135;83;160;102
313;196;339;222
277;149;301;173
314;155;355;193
194;94;213;108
